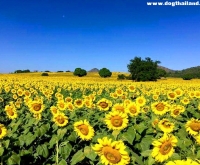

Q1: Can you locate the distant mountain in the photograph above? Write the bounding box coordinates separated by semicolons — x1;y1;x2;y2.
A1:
88;68;99;72
165;66;200;78
157;65;176;73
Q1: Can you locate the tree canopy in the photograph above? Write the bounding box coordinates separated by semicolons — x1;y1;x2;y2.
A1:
127;57;160;81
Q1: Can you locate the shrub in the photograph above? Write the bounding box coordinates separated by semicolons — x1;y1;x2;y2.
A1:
117;74;126;80
41;72;49;76
99;68;112;78
73;68;87;77
182;74;193;80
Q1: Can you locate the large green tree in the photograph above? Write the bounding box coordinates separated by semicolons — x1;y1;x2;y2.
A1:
73;68;87;77
127;57;160;81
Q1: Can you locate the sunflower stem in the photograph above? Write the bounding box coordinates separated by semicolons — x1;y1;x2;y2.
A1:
56;140;59;165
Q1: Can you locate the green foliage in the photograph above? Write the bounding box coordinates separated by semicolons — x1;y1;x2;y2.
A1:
127;57;160;81
73;68;87;77
182;74;193;80
156;68;167;78
57;71;64;72
41;72;49;76
14;69;30;73
99;68;112;78
117;74;126;80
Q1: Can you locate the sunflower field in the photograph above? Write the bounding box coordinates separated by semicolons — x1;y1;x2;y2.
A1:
0;72;200;165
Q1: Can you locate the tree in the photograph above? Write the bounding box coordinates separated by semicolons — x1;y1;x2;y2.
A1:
73;68;87;77
127;57;160;81
99;68;112;78
157;68;167;78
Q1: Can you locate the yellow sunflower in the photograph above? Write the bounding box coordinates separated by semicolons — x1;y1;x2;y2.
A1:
104;111;128;130
74;119;94;141
53;113;68;127
65;96;73;103
74;99;84;108
126;102;140;117
195;90;200;98
67;102;75;111
180;97;190;105
115;88;124;96
158;119;174;133
50;106;59;115
92;137;130;165
97;98;112;111
136;96;146;107
112;103;126;113
165;158;200;165
151;134;177;163
170;105;185;118
167;91;177;100
185;118;200;136
128;85;136;92
28;100;45;114
174;88;183;97
57;100;67;111
5;105;18;119
0;124;7;139
151;101;169;115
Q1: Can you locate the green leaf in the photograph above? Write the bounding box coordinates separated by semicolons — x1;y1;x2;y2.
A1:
59;142;72;159
49;134;58;149
58;159;67;165
0;147;4;156
3;139;10;148
25;132;36;146
84;146;97;161
134;122;147;134
141;150;152;157
19;150;31;156
131;151;144;165
7;153;21;165
112;130;120;140
170;153;181;160
36;143;49;158
35;124;50;137
140;136;153;151
121;127;136;144
57;128;67;140
67;131;77;142
197;150;200;159
147;155;155;165
71;149;85;165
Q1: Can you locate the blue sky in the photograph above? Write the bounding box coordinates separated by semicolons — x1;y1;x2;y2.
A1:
0;0;200;73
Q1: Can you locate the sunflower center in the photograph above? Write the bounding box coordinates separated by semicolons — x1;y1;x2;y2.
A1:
138;99;143;104
173;109;180;115
103;147;121;164
111;116;123;127
155;103;165;111
129;86;135;90
189;122;200;132
59;103;64;108
76;100;82;105
162;121;171;128
169;93;175;98
33;103;41;111
7;109;14;116
99;102;108;108
66;98;72;102
56;116;65;124
129;106;137;114
159;141;172;155
78;124;89;135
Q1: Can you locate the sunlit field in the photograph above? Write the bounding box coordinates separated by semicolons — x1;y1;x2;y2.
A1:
0;72;200;165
